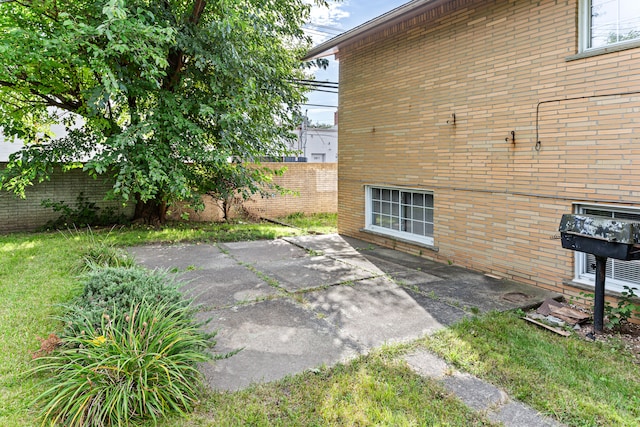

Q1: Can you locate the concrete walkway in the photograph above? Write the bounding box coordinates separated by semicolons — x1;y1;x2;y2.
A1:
129;234;563;426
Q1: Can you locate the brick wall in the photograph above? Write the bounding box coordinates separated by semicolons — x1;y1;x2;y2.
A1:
0;164;134;233
337;0;640;299
168;162;337;221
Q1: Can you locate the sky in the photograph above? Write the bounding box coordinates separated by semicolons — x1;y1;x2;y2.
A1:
304;0;409;125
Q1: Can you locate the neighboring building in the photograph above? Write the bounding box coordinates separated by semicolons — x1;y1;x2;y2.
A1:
294;125;338;163
304;0;640;299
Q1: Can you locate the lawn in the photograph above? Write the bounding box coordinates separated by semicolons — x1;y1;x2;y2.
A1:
1;214;639;426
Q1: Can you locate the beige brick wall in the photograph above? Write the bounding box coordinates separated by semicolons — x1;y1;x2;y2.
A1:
169;162;337;221
337;0;640;298
0;164;134;233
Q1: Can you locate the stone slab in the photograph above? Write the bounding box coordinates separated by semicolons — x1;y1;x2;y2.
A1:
441;372;509;411
403;350;451;380
220;239;307;264
285;233;361;256
305;276;447;349
197;299;360;391
411;275;559;313
179;267;280;309
128;243;235;271
402;288;468;326
488;400;564;427
254;256;376;292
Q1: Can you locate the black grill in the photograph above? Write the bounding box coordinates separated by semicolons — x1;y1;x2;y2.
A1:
559;213;640;332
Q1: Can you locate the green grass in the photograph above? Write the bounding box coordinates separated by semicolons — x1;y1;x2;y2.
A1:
421;311;640;426
157;350;494;427
277;212;338;235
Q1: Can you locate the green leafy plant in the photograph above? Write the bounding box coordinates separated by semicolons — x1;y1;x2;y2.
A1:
64;267;186;336
606;286;640;329
40;193;129;230
32;300;217;426
577;288;640;330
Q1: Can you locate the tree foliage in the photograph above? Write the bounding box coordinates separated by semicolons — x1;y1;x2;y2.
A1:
0;0;324;221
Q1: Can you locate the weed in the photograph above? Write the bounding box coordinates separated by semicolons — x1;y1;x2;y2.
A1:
578;288;640;330
607;286;640;329
307;249;324;257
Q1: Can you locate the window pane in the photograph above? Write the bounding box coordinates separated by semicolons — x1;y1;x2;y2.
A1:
372;201;380;214
382;202;390;215
425;208;434;223
392;190;399;203
372;188;381;200
392;203;399;217
413;206;424;221
412;221;424;236
425;194;434;207
425;223;434;237
382;189;391;201
590;0;640;48
413;193;424;207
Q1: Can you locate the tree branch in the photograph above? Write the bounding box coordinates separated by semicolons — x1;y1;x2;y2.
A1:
164;0;207;91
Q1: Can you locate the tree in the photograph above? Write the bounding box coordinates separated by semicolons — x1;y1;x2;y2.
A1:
0;0;325;223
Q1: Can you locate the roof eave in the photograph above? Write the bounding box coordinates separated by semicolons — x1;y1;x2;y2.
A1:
302;0;446;61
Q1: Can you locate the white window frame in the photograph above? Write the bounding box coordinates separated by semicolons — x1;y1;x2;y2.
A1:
579;0;640;52
364;186;434;246
573;204;640;294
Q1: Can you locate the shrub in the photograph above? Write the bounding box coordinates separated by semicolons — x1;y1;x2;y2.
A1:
64;267;186;336
32;300;216;426
39;192;130;230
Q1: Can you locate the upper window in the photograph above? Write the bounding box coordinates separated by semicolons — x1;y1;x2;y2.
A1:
580;0;640;51
574;205;640;293
365;186;434;246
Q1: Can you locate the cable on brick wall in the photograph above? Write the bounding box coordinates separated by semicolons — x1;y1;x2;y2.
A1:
535;89;640;151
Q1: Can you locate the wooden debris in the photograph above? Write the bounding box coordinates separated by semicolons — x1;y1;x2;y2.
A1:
522;316;572;337
536;298;590;325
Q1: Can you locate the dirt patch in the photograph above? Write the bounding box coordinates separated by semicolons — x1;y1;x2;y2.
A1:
573;320;640;362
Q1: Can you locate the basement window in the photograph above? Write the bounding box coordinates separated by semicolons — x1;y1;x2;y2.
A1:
365;186;434;246
574;205;640;293
579;0;640;51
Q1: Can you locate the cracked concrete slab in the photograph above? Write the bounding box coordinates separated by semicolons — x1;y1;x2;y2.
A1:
220;239;308;264
179;266;280;309
254;255;376;292
285;233;361;256
197;298;360;391
128;243;234;271
305;276;447;349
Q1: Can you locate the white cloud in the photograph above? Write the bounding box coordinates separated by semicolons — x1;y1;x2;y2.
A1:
308;0;350;27
305;1;350;43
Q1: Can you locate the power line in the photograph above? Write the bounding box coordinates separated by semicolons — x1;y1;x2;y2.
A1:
295;78;339;85
305;89;338;94
302;103;338;108
294;82;339;90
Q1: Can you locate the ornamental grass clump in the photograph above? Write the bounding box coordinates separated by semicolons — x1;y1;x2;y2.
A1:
63;267;186;337
32;300;216;426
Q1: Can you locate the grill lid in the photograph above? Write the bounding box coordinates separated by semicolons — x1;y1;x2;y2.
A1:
559;214;640;245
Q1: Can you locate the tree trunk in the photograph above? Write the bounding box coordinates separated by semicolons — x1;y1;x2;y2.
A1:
133;197;167;225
